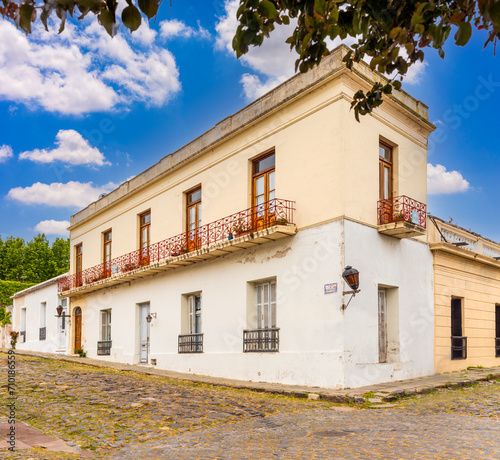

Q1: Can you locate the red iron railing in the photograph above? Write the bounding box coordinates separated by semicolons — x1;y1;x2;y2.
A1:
58;198;295;292
377;195;426;228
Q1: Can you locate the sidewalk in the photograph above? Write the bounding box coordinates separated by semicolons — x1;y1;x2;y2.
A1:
4;348;500;404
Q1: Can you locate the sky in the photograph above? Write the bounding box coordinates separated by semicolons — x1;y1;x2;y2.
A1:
0;1;498;243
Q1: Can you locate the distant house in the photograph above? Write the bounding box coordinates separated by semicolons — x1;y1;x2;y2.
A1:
56;45;435;389
11;274;69;354
428;216;500;372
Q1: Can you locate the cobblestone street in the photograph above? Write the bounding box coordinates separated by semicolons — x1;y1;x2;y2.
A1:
1;355;500;459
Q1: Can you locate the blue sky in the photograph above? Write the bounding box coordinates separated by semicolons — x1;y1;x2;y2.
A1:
0;1;498;242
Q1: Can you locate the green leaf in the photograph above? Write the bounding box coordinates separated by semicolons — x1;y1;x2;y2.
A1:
138;0;159;20
455;21;472;46
19;3;34;35
98;8;116;37
392;80;402;91
389;27;401;39
314;0;325;16
122;4;141;32
258;1;278;20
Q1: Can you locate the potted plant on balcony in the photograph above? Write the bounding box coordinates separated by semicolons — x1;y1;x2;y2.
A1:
171;244;189;257
122;262;139;273
275;217;289;225
393;212;405;222
232;218;252;237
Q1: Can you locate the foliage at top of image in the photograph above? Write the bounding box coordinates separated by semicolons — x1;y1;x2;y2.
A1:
0;1;499;120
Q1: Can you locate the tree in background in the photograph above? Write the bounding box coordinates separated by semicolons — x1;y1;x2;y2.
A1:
0;234;70;284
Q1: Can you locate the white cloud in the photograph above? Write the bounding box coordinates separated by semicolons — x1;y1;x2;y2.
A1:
34;219;70;236
0;17;181;114
159;19;210;40
427;164;470;195
8;181;118;208
0;145;13;163
19;130;110;166
240;73;288;100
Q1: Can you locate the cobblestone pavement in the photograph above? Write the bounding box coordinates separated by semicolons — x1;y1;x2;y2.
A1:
1;355;500;459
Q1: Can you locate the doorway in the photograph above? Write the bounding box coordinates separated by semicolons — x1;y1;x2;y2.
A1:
74;307;82;351
139;303;150;363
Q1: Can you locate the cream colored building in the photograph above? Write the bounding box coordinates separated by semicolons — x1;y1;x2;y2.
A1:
428;216;500;373
58;45;435;389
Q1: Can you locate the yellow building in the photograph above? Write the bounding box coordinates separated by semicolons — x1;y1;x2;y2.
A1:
428;215;500;372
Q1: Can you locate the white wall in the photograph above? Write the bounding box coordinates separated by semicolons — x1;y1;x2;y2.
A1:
12;283;68;354
82;219;434;389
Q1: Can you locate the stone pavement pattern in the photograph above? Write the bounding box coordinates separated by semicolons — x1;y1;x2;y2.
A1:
0;355;499;459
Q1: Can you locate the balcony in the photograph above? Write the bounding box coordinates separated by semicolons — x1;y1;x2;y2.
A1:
377;195;426;238
39;327;46;341
178;333;203;353
243;328;280;352
59;199;296;295
451;336;467;360
97;340;112;356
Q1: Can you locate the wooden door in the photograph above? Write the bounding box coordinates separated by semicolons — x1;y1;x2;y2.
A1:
76;244;83;287
379;143;393;224
252;153;275;231
139;212;151;266
186;187;202;251
378;289;388;363
74;307;82;351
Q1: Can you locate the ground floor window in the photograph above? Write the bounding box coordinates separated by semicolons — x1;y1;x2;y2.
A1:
98;309;112;356
496;305;500;357
244;279;279;352
179;294;203;353
451;298;467;360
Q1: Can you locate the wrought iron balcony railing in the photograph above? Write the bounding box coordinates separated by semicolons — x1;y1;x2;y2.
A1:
97;340;112;356
39;327;46;341
243;328;280;352
451;336;467;360
496;337;500;358
59;198;295;292
178;333;203;353
20;331;26;343
377;195;427;228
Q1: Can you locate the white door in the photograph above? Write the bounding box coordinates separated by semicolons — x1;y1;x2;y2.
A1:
57;301;68;350
139;303;150;363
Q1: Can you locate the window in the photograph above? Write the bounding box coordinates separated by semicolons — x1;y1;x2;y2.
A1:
98;309;112;356
379;142;393;201
75;244;83;286
60;299;68;331
39;302;46;341
252;152;275;229
179;294;203;353
139;211;151;266
186;187;202;251
244;280;279;352
20;308;26;343
451;298;467;360
103;230;112;277
496;305;500;357
378;289;388;363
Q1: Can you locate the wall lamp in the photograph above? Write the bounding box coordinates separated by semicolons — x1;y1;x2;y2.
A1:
55;305;71;318
146;313;157;323
341;266;360;311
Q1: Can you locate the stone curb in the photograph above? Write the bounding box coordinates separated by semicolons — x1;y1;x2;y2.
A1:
3;349;500;405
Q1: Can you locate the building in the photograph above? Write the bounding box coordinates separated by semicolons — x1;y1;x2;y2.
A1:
11;274;69;354
428;215;500;372
57;45;435;389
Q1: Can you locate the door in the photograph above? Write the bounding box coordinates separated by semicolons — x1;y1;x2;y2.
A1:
253;152;275;231
139;303;150;363
103;230;112;277
379;143;393;224
378;289;388;363
74;307;82;351
186;188;202;251
58;299;68;350
139;212;151;266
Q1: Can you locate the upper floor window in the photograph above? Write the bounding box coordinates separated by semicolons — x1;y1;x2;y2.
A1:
103;230;112;276
75;244;83;286
379;142;393;201
139;211;151;266
187;187;202;251
253;152;275;226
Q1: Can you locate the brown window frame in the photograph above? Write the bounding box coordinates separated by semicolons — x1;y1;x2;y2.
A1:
103;230;112;277
75;244;83;287
186;186;202;252
379;142;393;201
252;151;276;231
139;211;151;266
